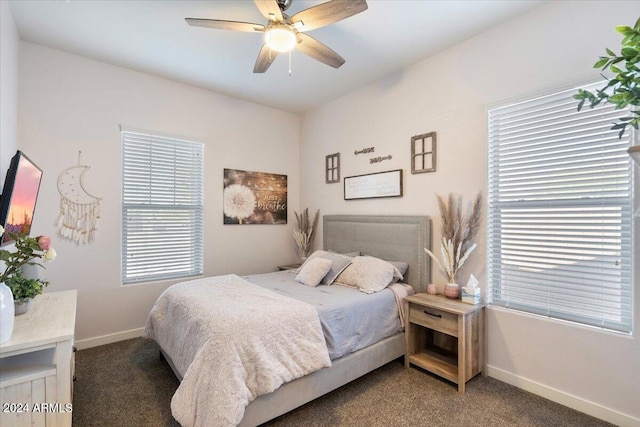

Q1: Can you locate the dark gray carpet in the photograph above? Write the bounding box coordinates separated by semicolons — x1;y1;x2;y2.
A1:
72;338;612;427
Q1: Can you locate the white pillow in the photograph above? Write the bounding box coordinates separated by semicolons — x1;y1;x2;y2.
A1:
335;256;401;294
295;257;333;287
292;250;329;273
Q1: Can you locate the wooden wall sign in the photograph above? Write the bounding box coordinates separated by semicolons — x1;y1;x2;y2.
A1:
344;169;403;200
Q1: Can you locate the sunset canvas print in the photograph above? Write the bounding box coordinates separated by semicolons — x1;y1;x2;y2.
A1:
1;154;43;245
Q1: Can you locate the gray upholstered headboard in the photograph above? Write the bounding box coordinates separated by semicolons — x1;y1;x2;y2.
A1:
323;215;432;293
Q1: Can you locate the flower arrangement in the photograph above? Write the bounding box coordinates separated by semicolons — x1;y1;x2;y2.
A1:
0;225;57;300
424;192;482;284
293;208;319;259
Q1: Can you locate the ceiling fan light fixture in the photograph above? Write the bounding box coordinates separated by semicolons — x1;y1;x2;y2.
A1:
265;26;296;52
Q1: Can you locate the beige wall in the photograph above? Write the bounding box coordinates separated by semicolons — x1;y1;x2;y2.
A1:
300;1;639;425
6;0;640;424
1;0;19;178
17;42;301;345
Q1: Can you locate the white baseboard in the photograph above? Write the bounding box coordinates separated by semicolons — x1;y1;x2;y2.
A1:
75;327;145;350
487;365;639;427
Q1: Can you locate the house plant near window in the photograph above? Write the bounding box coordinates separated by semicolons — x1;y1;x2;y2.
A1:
424;193;482;298
574;17;640;138
0;225;57;320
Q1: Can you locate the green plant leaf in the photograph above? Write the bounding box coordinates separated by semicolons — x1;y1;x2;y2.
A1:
594;58;609;69
622;47;638;59
616;26;634;36
605;78;620;88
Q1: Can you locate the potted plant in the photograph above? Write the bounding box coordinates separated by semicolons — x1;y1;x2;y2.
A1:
4;270;49;314
574;17;640;138
424;192;482;298
0;225;57;315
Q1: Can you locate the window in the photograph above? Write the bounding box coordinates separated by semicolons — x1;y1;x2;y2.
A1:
411;132;437;174
487;82;633;333
121;129;204;284
325;153;340;183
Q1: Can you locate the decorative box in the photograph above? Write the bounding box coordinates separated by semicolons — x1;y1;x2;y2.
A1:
461;287;481;305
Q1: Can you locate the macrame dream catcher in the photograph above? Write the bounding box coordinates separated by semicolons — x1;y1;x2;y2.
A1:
56;152;102;244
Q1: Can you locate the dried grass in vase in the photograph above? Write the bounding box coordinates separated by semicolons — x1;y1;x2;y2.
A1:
293;208;320;259
425;192;482;285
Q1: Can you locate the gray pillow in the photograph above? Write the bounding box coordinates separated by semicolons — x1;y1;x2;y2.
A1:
318;252;353;285
295;257;333;287
329;250;361;258
388;261;409;282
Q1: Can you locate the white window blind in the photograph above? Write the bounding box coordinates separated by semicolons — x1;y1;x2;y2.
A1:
487;82;633;333
121;130;204;284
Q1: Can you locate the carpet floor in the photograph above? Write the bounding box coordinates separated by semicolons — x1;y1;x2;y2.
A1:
72;338;612;427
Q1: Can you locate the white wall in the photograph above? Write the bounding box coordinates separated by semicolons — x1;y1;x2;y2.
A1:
18;42;301;345
300;1;639;425
0;0;19;180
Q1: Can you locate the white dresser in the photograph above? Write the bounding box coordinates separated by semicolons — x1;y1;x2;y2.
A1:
0;290;77;427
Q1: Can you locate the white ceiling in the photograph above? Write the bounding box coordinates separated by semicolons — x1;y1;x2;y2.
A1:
9;0;545;113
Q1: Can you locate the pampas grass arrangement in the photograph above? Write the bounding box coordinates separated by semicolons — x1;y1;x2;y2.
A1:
293;208;320;259
425;192;482;283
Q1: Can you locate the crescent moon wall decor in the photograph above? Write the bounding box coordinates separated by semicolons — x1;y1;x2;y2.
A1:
55;152;102;244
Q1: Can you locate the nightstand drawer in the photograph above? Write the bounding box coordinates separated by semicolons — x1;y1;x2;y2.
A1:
409;304;458;336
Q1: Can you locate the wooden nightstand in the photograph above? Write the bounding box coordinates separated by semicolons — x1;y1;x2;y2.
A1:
404;293;485;394
277;263;302;271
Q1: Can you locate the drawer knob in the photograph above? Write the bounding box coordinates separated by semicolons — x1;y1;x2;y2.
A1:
424;310;442;318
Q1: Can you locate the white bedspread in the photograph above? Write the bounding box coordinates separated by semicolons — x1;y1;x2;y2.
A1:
144;274;332;427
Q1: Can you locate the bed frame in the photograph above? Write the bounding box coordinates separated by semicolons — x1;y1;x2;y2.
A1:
161;215;432;427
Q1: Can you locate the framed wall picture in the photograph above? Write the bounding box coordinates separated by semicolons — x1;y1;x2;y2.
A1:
411;132;437;174
223;168;287;224
344;169;403;200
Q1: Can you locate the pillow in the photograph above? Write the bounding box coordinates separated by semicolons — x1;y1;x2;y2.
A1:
361;254;406;283
318;252;353;285
293;250;329;273
388;261;409;283
329;250;361;258
295;257;333;287
335;256;400;294
294;250;352;285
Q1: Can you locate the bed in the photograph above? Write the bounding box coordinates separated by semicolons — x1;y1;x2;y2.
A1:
146;215;431;427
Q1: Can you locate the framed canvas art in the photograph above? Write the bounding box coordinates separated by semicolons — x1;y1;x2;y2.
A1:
223;168;287;224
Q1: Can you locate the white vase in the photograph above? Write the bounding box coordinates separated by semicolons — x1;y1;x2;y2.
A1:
0;282;15;344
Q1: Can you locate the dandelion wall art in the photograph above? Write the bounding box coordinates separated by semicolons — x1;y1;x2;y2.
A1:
223;168;287;225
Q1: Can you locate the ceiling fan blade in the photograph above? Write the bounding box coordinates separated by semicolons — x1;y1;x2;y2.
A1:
185;18;265;32
254;44;278;73
291;0;368;32
296;33;345;69
253;0;284;22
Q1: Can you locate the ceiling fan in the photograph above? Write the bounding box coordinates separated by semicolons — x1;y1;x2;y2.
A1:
185;0;368;73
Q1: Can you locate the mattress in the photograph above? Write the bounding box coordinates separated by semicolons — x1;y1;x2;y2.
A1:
243;270;403;360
